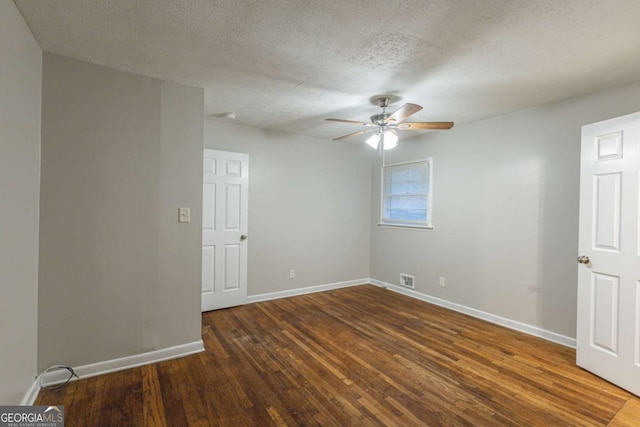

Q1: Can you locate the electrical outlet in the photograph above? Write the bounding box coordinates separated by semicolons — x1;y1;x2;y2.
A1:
439;277;446;287
289;269;295;279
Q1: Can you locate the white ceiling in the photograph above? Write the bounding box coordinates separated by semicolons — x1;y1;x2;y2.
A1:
14;0;640;141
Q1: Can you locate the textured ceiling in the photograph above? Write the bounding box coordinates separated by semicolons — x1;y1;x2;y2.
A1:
14;0;640;141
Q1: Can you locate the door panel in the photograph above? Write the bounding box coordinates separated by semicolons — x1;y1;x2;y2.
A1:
203;182;215;230
593;173;621;251
202;246;215;293
225;184;241;230
224;244;241;291
590;272;619;355
577;111;640;396
202;149;248;312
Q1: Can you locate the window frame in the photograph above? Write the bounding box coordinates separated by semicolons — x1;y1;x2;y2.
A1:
378;158;433;230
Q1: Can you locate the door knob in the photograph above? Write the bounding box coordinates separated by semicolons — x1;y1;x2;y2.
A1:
577;255;590;264
240;235;248;241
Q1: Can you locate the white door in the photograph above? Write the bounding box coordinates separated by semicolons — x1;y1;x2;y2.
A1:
202;149;249;312
577;112;640;396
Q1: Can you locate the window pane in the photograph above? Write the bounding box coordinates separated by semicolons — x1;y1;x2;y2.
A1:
389;180;427;195
382;159;431;226
388;165;428;196
389;209;427;221
388;195;427;210
390;167;426;183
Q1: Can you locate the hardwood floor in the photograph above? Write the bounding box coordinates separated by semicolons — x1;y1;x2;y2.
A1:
36;285;640;426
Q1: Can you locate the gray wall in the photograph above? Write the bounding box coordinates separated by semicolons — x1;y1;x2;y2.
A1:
38;54;203;369
371;81;640;339
204;121;371;296
0;0;42;404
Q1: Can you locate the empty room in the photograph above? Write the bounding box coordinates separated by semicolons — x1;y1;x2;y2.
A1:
4;0;640;425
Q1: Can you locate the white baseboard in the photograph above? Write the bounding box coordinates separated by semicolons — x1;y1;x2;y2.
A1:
20;380;40;406
38;340;205;388
370;279;576;348
247;278;369;304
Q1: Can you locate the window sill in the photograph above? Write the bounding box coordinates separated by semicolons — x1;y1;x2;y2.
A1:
377;223;434;231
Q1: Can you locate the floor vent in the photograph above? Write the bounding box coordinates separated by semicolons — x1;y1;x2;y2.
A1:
399;273;415;289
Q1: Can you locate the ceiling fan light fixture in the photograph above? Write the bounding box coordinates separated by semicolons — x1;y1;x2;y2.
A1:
383;130;398;150
366;133;380;149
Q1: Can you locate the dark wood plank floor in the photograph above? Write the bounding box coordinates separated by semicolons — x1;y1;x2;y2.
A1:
36;285;640;426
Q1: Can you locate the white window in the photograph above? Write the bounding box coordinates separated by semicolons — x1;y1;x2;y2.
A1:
380;158;433;229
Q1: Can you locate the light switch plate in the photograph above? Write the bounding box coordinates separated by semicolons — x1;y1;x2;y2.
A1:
178;207;191;223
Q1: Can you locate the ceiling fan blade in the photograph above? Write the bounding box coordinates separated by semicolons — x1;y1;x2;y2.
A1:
325;118;370;126
397;122;454;130
333;129;371;141
386;103;423;123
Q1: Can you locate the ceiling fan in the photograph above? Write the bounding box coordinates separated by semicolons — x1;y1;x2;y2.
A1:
325;96;454;150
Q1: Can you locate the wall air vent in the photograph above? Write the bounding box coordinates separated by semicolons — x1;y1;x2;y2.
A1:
399;273;415;289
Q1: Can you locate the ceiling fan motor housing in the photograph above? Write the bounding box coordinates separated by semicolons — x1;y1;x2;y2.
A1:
370;113;390;126
371;96;392;125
